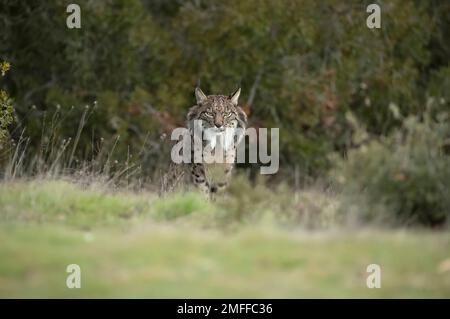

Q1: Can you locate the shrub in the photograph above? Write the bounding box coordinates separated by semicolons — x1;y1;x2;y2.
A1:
332;108;450;227
215;175;339;229
0;61;13;144
3;1;449;179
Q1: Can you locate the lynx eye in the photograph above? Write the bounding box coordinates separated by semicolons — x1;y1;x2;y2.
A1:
225;112;233;118
203;112;213;117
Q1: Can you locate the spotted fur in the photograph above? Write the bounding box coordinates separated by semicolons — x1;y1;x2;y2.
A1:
186;87;247;196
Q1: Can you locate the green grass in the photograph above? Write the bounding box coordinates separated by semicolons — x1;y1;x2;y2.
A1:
0;180;449;298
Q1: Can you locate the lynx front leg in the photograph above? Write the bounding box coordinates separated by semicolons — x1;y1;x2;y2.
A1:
215;148;236;192
216;162;234;192
191;163;210;194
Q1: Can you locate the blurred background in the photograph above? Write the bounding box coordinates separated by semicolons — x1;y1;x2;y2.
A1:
0;0;449;297
1;0;447;173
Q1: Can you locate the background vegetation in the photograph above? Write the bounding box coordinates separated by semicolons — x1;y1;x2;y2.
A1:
0;0;449;297
1;0;449;225
1;1;448;173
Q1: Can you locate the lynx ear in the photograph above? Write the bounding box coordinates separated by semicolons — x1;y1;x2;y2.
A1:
195;87;207;104
230;88;241;106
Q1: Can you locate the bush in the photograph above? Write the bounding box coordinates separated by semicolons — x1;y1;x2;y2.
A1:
2;1;449;179
332;107;450;227
0;61;13;144
215;175;339;229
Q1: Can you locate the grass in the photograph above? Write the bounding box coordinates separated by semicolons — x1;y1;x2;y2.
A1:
0;179;449;298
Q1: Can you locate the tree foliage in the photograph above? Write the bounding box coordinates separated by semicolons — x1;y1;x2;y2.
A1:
0;61;13;143
1;0;449;179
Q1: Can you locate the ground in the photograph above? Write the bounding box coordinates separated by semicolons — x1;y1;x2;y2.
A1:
0;180;449;298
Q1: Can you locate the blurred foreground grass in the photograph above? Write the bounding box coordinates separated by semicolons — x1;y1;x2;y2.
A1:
0;180;449;298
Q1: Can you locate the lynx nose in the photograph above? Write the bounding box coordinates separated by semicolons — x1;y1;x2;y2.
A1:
214;116;224;128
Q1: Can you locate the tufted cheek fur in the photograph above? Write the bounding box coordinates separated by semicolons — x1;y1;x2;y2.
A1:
224;117;238;128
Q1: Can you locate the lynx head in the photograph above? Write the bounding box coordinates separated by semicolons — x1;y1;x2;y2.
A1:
187;87;247;132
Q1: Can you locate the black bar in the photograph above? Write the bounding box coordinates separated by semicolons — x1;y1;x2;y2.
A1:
0;299;448;317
